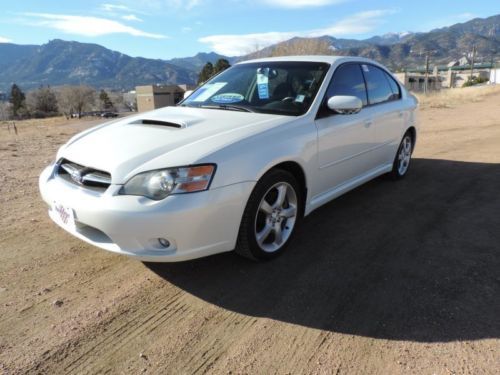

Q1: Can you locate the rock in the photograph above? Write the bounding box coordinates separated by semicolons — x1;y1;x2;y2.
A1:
139;353;148;360
52;299;63;307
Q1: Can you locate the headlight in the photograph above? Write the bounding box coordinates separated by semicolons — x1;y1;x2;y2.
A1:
119;164;216;200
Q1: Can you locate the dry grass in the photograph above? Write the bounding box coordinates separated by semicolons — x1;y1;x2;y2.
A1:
0;116;98;137
415;84;500;109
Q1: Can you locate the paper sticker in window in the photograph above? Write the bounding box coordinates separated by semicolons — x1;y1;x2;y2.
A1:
295;94;305;103
211;93;245;104
257;68;270;99
190;82;227;102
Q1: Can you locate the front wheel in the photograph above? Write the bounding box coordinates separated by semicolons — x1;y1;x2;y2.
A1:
235;169;302;261
389;132;413;179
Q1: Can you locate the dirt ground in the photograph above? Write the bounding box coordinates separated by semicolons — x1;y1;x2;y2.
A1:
1;90;499;374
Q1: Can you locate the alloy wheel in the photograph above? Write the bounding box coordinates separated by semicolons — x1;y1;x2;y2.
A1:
397;135;412;176
254;182;298;253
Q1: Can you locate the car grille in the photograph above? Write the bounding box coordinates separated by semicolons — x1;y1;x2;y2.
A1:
56;159;111;192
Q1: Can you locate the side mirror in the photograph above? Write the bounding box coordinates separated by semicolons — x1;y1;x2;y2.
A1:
327;95;363;114
183;90;194;99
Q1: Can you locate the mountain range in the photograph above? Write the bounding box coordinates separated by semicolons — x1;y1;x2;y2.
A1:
0;14;498;92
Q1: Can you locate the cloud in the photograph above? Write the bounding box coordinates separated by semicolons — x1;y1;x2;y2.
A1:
259;0;346;8
127;0;202;10
100;3;131;12
318;10;397;36
122;14;143;21
182;26;192;33
0;36;12;43
454;12;478;21
199;9;396;55
417;12;479;32
23;13;167;39
200;32;295;56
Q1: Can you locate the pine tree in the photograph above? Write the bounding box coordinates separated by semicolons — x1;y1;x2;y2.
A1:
198;62;214;85
99;90;114;110
213;59;231;74
9;84;26;118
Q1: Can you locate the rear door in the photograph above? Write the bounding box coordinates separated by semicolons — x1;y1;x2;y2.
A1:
360;64;405;166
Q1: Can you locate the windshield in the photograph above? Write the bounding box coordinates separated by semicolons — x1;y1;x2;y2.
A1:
181;61;330;116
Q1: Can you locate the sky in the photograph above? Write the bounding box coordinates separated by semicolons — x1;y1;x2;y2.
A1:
0;0;498;59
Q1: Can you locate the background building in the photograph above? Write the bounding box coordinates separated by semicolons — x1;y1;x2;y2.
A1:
136;84;195;112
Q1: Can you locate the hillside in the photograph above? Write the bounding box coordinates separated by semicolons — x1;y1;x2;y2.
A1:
0;40;199;91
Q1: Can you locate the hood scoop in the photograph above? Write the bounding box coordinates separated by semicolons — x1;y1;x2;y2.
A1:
131;119;185;129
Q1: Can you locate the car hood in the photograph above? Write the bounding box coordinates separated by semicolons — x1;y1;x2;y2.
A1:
58;106;289;183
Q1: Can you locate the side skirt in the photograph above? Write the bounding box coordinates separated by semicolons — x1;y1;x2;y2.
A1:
305;163;393;216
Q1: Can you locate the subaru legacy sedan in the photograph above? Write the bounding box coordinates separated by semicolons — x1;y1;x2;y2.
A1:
39;56;418;262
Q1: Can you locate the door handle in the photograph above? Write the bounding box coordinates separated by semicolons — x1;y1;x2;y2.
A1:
364;119;373;127
398;111;404;118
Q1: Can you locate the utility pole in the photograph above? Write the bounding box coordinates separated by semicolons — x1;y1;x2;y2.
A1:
424;52;430;95
469;45;476;82
411;49;436;94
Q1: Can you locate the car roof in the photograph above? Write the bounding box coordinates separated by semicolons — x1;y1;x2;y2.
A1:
237;55;379;66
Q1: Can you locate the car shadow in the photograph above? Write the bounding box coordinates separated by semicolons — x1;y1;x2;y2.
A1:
145;158;500;342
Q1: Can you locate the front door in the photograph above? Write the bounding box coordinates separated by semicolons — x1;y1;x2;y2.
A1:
314;63;376;197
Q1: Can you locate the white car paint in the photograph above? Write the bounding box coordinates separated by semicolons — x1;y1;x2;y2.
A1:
39;55;418;262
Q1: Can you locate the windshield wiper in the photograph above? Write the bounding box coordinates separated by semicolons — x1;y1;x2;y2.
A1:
199;104;254;113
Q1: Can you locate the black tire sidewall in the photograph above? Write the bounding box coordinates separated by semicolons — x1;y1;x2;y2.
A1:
391;133;413;179
240;169;302;260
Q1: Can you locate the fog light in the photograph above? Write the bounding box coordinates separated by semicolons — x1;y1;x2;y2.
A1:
158;238;170;248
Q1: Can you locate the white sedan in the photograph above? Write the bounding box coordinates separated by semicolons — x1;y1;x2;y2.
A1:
39;56;418;262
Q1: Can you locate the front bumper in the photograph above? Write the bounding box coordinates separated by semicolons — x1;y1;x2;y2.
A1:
39;165;255;262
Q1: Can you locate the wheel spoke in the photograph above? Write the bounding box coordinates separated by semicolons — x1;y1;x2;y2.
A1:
281;205;297;218
259;200;273;215
257;223;272;245
254;181;298;253
273;184;287;208
404;139;412;153
273;224;283;245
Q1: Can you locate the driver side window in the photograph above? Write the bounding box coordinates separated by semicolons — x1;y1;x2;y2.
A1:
326;63;368;106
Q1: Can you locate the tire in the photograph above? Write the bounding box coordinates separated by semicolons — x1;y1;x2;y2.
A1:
389;132;414;180
235;169;303;261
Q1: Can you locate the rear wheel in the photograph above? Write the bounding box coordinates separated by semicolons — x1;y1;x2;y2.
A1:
236;169;302;260
390;132;413;179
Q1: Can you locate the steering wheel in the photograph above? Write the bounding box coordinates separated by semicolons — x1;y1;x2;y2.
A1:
281;96;295;102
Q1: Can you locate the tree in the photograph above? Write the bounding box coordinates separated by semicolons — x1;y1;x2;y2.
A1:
197;60;231;85
270;38;332;57
213;59;231;74
56;85;95;118
98;90;114;111
9;84;26;118
198;62;214;85
27;86;58;117
0;102;11;121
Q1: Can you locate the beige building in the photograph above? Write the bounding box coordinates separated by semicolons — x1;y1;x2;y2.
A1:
136;84;195;112
394;62;498;92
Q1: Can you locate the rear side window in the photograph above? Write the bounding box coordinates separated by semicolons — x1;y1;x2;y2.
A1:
361;64;395;105
385;72;401;100
326;63;367;106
